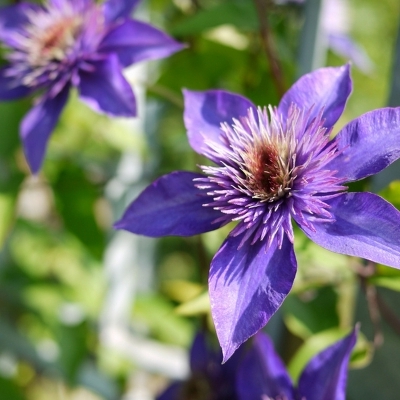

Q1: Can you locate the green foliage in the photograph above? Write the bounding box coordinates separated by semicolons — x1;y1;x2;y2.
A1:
0;376;26;400
171;1;258;35
133;294;194;347
284;287;340;339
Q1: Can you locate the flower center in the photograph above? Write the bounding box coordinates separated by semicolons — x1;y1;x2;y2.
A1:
197;105;346;247
241;137;293;202
27;16;83;67
3;0;104;87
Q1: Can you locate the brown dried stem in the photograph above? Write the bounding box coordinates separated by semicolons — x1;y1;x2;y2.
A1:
253;0;286;98
357;261;400;346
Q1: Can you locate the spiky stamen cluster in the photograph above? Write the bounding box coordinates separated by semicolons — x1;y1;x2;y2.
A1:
4;0;104;87
195;105;347;249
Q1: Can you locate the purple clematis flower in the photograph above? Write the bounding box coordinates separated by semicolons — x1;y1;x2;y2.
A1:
0;0;183;173
236;327;358;400
157;332;241;400
115;64;400;361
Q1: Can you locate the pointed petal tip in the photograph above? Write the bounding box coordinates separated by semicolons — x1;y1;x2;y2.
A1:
210;235;296;365
220;342;239;364
27;162;41;176
183;88;256;156
112;220;123;230
279;63;352;129
350;322;360;343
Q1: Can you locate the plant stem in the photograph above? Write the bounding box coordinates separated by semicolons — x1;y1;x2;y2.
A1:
253;0;286;97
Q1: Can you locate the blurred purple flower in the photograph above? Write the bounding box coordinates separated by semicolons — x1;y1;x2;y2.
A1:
0;0;183;173
157;332;241;400
236;327;358;400
327;32;374;74
158;327;357;400
115;64;400;361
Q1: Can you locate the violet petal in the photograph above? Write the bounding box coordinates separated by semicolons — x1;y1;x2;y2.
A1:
100;19;184;68
0;67;34;100
328;33;374;74
78;54;136;117
190;332;216;374
327;108;400;182
103;0;140;23
114;171;224;237
183;89;257;157
156;382;183;400
209;233;296;362
296;192;400;269
237;333;295;400
20;85;69;174
278;64;352;129
297;326;358;400
0;3;38;46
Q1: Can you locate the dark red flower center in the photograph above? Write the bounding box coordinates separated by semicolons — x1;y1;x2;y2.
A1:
40;18;81;58
242;142;293;202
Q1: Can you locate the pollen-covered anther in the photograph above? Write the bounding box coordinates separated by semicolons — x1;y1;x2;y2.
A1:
3;1;105;87
241;141;294;203
28;16;83;65
197;103;348;247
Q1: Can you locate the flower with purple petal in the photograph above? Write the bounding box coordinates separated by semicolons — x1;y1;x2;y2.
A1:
157;332;242;400
115;64;400;361
236;327;358;400
0;0;183;173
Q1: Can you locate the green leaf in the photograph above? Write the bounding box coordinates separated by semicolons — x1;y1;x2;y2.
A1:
57;320;89;385
293;228;353;290
162;279;204;303
53;165;104;259
133;294;193;347
368;276;400;291
175;291;210;316
367;264;400;292
0;376;26;400
171;1;258;36
0;193;15;247
283;286;340;339
0;99;29;158
379;180;400;210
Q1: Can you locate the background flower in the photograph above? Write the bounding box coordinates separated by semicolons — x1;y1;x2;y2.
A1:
157;326;358;400
157;332;241;400
0;0;183;173
236;326;358;400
